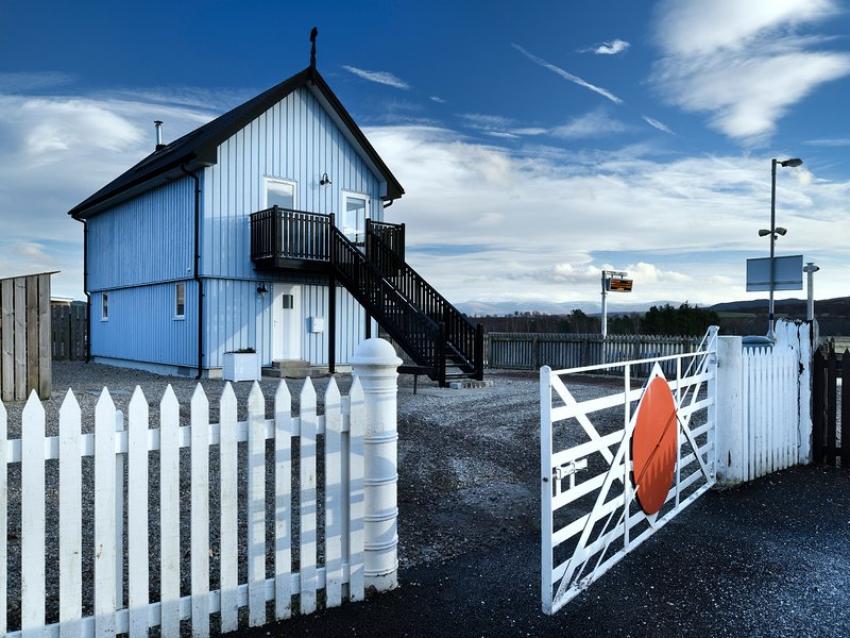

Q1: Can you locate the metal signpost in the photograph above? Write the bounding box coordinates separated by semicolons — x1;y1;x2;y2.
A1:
600;270;631;337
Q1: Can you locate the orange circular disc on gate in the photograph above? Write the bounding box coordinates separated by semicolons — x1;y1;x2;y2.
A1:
631;372;678;515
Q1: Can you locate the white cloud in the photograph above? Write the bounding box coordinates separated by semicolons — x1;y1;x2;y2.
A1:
652;0;850;143
366;124;850;304
588;39;631;56
0;93;215;297
553;109;630;139
430;96;446;104
341;65;410;90
512;43;623;104
3;85;849;306
642;115;674;135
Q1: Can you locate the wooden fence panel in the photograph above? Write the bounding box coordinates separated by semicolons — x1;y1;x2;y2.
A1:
0;274;53;400
813;348;849;467
1;280;13;402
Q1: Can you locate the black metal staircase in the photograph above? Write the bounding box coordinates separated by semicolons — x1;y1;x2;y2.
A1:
250;206;484;386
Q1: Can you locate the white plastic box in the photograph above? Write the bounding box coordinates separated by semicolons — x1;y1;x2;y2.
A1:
222;351;260;382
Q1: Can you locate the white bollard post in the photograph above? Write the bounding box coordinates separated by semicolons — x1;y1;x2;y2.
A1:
797;321;813;464
352;338;402;592
715;336;745;485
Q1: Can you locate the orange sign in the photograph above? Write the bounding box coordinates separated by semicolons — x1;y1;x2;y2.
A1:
631;373;678;515
607;278;633;292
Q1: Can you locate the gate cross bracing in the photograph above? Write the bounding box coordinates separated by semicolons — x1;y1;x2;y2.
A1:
540;327;719;614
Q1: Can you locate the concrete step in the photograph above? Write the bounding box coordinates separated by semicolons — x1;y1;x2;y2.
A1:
267;359;311;370
263;364;329;379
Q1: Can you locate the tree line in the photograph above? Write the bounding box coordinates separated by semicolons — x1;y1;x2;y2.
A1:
474;303;720;337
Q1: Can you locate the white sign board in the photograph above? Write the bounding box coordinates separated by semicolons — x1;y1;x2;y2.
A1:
746;255;803;292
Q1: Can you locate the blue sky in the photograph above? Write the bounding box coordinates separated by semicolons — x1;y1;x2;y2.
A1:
2;0;850;306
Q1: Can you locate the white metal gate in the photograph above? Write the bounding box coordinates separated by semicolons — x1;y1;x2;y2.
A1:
540;327;719;614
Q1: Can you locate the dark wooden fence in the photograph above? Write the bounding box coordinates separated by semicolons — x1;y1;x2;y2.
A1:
487;332;701;377
0;272;53;401
812;347;849;467
51;301;87;361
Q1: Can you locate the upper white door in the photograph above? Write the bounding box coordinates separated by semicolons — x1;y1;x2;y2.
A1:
341;191;369;243
272;284;302;361
264;177;296;210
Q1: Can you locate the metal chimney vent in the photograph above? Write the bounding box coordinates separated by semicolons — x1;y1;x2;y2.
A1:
154;120;165;150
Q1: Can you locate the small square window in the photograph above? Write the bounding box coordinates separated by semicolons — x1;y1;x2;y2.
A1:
101;292;109;321
175;283;186;319
282;294;294;310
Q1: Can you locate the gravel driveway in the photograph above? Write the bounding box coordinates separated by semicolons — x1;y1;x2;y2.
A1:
2;361;620;632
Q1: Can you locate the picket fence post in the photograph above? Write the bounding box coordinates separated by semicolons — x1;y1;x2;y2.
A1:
715;336;744;485
351;338;402;592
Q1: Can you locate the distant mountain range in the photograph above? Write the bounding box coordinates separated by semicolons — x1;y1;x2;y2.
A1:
457;299;689;316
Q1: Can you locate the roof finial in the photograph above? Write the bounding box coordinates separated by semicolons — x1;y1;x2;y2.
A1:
310;27;318;69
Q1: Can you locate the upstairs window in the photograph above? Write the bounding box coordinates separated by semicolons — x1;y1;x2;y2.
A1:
175;282;186;319
265;178;296;210
101;292;109;321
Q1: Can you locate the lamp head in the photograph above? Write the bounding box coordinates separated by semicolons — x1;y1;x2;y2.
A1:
779;158;803;168
758;229;771;237
775;227;787;236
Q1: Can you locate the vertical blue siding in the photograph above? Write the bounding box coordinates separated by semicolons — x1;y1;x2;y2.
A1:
203;280;366;369
87;177;194;290
90;281;198;367
200;86;384;280
203;279;272;369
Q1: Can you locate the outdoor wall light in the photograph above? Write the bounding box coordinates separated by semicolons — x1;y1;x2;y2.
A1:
256;283;268;296
320;172;332;186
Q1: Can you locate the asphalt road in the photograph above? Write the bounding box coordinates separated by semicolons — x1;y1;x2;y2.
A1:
233;465;850;637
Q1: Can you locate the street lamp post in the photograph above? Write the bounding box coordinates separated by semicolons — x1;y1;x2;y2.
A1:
763;157;802;338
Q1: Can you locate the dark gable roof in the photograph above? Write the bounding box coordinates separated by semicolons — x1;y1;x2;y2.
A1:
68;66;404;219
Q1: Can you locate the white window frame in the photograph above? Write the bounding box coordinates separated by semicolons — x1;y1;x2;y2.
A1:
101;292;109;321
262;176;298;210
341;190;370;243
174;282;186;320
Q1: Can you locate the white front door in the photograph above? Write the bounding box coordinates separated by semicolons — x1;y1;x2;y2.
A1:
341;191;369;244
272;284;302;360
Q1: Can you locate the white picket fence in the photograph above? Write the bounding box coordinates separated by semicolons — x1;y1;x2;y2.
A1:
0;374;393;638
741;346;800;479
715;320;813;485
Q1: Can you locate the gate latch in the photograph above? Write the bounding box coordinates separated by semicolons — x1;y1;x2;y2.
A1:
554;458;588;482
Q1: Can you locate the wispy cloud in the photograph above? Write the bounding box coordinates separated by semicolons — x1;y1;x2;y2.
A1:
459;113;546;138
552;109;630;139
642;115;675;135
804;137;850;147
342;65;410;90
0;71;76;92
583;39;631;56
651;0;850;143
511;43;623;104
430;96;446;104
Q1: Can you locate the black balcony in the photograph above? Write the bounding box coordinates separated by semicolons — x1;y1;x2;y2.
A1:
250;207;334;271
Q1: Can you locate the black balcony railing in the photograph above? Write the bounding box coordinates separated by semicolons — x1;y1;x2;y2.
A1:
250;206;334;265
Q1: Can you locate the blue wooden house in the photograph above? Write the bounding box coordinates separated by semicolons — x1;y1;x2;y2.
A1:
69;43;483;385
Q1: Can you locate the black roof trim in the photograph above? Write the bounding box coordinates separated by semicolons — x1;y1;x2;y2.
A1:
68;66;404;219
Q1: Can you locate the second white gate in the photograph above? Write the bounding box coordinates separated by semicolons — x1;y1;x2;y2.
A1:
541;327;719;614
